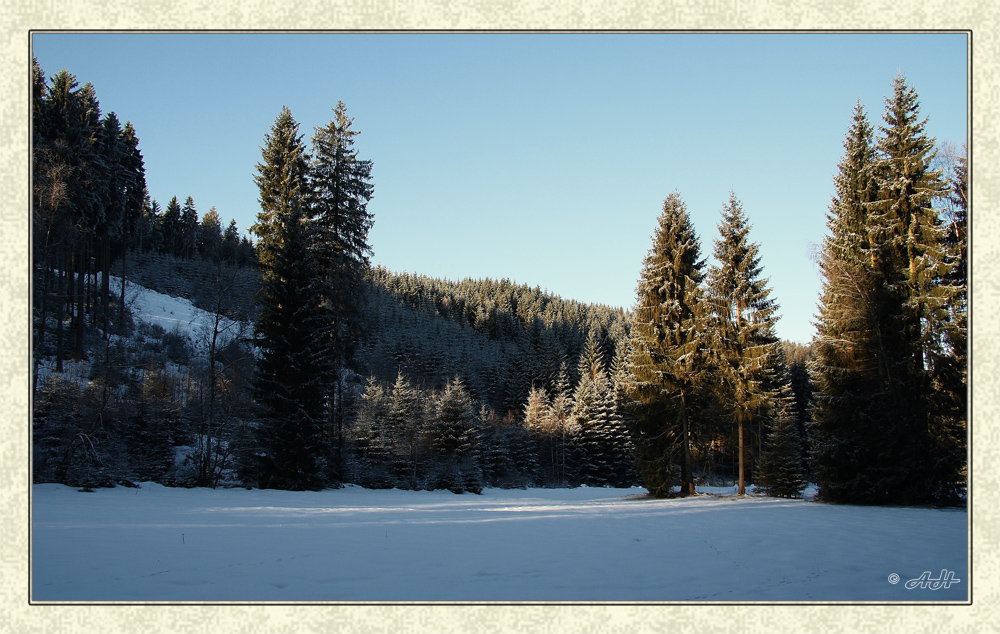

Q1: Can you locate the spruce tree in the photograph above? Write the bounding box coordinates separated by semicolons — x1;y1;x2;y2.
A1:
625;192;708;497
570;360;614;486
249;106;331;490
389;371;426;489
309;101;375;283
308;101;376;478
705;191;780;495
352;377;394;487
221;219;241;263
756;382;807;498
430;378;482;493
549;363;574;486
198;206;223;261
869;75;963;503
523;385;556;484
39;69;104;362
252;106;310;268
117;121;145;321
810;101;897;504
180;196;199;259
931;144;968;498
160;196;183;257
95;112;125;334
251;204;331;490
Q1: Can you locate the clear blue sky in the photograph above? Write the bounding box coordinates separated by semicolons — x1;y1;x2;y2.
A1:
31;32;968;344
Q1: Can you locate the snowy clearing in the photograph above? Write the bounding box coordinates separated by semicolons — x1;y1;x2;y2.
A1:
31;484;968;602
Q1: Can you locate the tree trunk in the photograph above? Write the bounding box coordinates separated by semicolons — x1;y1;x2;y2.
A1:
736;299;746;496
34;263;52;393
73;246;85;360
335;368;344;483
679;393;694;496
99;230;108;334
119;245;128;324
55;251;65;373
738;417;746;495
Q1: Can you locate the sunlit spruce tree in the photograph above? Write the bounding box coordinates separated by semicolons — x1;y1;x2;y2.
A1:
625;192;708;497
570;345;616;487
705;191;780;496
809;101;884;503
870;76;965;504
249;106;332;490
868;74;951;403
523;385;557;483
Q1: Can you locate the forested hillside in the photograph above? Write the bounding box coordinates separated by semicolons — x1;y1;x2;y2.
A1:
359;266;628;411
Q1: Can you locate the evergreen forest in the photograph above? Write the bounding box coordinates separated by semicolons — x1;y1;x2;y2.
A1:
31;59;967;506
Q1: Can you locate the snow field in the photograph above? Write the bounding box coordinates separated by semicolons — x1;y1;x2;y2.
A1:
31;484;968;602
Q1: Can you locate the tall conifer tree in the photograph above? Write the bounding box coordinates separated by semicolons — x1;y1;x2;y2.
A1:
249;106;332;490
95;112;125;333
625;192;708;497
180;196;199;259
308;101;376;476
159;196;182;256
869;76;963;503
932;144;968;495
706;192;780;495
198;206;223;261
810;102;885;502
117;121;145;320
430;378;482;493
389;371;426;489
570;357;616;486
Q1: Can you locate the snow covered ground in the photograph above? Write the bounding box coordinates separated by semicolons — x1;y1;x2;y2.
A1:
116;275;246;354
31;484;968;602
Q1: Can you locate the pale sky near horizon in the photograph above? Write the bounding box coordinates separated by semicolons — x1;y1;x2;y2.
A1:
31;32;968;343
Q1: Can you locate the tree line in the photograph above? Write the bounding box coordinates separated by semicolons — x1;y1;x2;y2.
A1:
624;73;966;505
31;59;255;386
32;59;145;387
